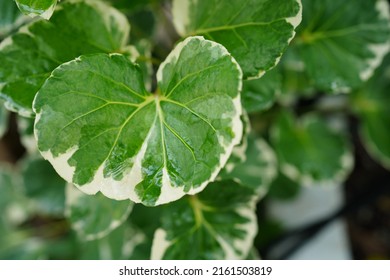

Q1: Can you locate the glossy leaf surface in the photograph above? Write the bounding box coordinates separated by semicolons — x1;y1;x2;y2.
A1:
34;37;243;206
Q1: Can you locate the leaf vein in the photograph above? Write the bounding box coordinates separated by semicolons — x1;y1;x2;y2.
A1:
162;99;217;132
163;120;197;162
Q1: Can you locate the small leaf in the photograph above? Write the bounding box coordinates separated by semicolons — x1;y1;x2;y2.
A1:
15;0;57;19
34;37;243;206
172;0;302;79
270;111;354;187
21;155;66;215
293;0;390;92
221;135;277;199
352;55;390;169
0;0;130;116
151;180;258;260
242;69;281;113
65;184;133;241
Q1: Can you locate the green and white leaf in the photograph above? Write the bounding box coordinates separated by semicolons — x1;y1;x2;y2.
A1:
293;0;390;92
221;135;277;199
33;37;243;206
242;68;281;113
172;0;302;79
0;101;9;138
352;55;390;169
21;155;66;215
65;184;133;241
270;111;354;187
0;0;130;116
15;0;57;19
151;180;258;260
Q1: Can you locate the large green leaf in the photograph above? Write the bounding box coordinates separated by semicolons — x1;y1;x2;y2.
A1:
15;0;57;19
0;0;129;116
293;0;390;92
172;0;302;79
65;184;133;241
21;155;66;215
151;180;258;260
270;111;353;187
221;135;277;199
352;55;390;169
33;37;243;206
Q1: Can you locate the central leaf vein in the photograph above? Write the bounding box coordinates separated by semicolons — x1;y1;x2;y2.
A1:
156;98;168;175
104;98;155;164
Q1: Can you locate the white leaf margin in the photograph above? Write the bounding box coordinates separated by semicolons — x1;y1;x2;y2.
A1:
34;37;243;206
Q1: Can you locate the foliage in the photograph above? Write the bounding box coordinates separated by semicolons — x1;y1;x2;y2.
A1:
0;0;389;260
